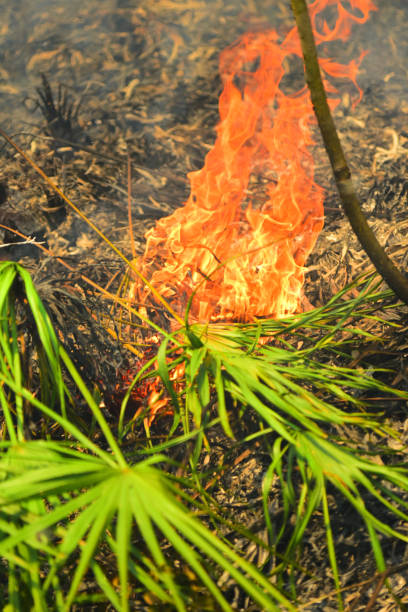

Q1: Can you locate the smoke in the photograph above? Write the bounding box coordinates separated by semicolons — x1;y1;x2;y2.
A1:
0;1;406;131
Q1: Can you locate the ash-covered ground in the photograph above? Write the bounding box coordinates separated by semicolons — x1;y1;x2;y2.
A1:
1;1;408;609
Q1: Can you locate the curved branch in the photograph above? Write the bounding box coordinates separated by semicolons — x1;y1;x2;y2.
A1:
290;0;408;305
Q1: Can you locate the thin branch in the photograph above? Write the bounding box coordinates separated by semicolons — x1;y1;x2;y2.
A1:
0;237;45;248
290;0;408;305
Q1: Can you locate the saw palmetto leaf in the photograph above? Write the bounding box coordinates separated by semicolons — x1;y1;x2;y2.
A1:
0;437;293;611
1;258;408;610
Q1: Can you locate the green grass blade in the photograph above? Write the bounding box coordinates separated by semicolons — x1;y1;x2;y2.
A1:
214;357;233;438
63;478;121;610
116;481;132;612
59;346;126;466
90;559;121;610
157;336;181;412
321;485;343;610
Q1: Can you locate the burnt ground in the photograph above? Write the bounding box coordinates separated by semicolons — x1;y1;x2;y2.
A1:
1;0;408;609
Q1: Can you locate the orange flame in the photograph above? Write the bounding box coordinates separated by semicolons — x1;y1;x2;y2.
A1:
133;0;376;323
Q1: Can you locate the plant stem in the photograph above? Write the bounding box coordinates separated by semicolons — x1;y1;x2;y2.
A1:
290;0;408;305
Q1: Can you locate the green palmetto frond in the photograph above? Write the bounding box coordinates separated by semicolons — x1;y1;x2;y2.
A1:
145;273;408;607
1;255;408;609
0;261;293;610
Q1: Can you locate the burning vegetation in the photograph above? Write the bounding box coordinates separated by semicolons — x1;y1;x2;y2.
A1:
133;0;377;323
1;0;408;610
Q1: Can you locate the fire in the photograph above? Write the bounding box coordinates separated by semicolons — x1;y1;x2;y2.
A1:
132;0;376;323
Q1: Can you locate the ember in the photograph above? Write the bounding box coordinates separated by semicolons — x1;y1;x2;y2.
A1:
133;0;376;323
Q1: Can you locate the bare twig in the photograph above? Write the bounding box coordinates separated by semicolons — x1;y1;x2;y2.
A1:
290;0;408;305
0;237;45;248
